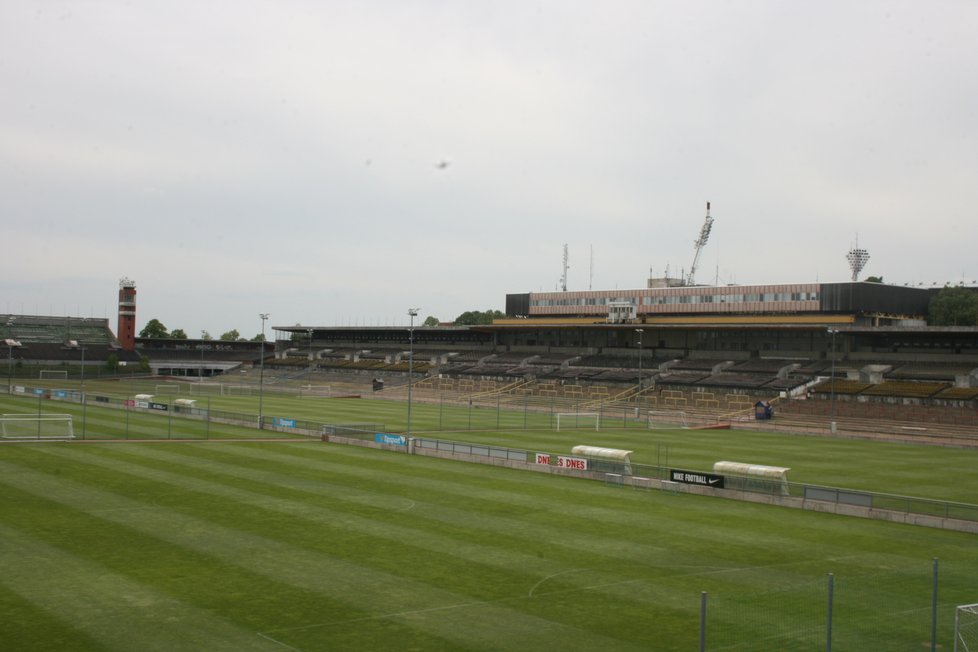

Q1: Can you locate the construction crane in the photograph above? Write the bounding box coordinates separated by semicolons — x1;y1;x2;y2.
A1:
685;202;714;286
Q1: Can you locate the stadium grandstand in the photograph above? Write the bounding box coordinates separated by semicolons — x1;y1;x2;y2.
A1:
6;279;978;430
2;315;141;371
266;281;978;429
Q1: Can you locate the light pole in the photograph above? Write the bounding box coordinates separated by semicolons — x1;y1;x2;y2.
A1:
307;328;314;362
407;308;418;435
258;313;269;430
635;328;644;389
79;341;87;438
79;341;86;393
827;328;838;426
200;330;206;379
5;318;19;393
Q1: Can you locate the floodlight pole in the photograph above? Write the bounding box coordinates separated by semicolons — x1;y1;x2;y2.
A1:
307;328;313;362
80;341;87;438
828;329;838;426
635;328;644;390
200;330;206;379
258;313;269;430
79;341;85;391
6;317;17;393
407;308;418;436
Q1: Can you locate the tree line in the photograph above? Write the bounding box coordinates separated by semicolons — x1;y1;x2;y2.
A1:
138;319;265;342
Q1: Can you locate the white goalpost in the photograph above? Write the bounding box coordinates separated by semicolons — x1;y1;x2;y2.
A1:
648;410;689;429
190;382;224;396
39;370;68;381
555;412;601;431
155;383;181;395
224;384;254;396
1;413;75;440
956;603;978;652
299;384;331;398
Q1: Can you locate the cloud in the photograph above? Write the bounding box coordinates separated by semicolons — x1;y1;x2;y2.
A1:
2;1;977;335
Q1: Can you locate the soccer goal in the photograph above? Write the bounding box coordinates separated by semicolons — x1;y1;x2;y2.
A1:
648;410;689;429
39;370;68;381
555;412;601;431
956;603;978;652
224;384;254;396
299;384;331;398
155;383;182;395
190;382;224;396
1;413;75;440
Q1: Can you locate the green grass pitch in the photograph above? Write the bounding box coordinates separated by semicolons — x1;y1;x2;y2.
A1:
1;384;977;650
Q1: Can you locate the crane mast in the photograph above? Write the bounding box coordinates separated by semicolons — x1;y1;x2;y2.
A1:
685;201;713;286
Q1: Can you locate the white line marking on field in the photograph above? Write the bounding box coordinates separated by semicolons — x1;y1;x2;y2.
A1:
257;631;303;651
528;568;590;598
263;600;490;634
262;576;647;638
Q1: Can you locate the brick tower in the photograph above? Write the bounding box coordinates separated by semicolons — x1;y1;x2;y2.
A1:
118;277;137;351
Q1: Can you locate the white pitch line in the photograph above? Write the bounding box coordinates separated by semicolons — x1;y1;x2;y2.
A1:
263;576;647;638
257;631;304;651
527;568;591;598
263;600;492;634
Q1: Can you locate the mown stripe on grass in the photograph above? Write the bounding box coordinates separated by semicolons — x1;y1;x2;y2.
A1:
35;443;918;632
0;455;652;651
0;581;103;652
31;443;698;642
0;522;280;652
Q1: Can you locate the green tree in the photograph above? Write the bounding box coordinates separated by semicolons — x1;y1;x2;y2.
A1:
864;276;884;283
251;333;266;342
422;316;440;327
928;286;978;326
139;319;169;338
138;356;150;372
453;309;505;325
105;353;119;372
201;331;213;340
219;329;240;341
289;324;304;342
170;328;188;339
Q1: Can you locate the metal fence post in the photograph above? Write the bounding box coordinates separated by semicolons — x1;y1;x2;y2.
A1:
523;392;528;429
699;591;707;652
826;573;834;652
932;557;939;652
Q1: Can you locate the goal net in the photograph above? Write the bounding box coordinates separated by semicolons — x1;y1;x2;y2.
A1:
956;603;978;652
190;382;224;396
299;384;331;397
555;412;601;431
39;370;68;380
224;384;254;396
648;410;688;429
1;413;75;440
155;383;182;395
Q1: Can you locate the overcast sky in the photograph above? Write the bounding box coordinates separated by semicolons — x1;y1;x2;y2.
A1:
2;1;977;338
